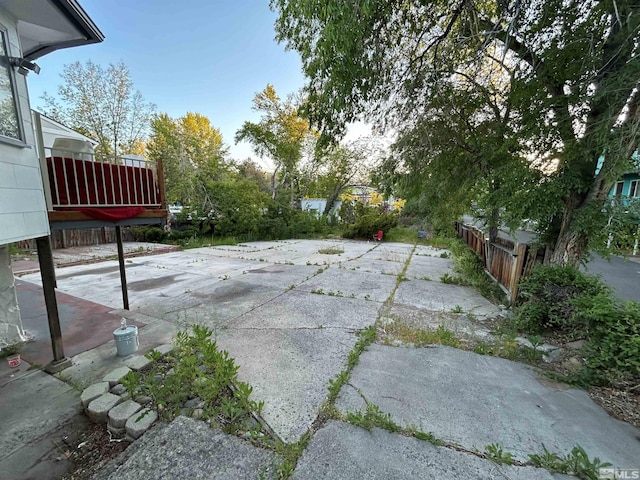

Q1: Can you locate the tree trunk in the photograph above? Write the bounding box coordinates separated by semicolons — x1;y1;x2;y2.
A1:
546;193;589;267
323;188;342;216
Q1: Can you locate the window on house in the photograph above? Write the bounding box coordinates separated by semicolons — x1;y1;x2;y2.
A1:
630;180;639;198
614;181;624;196
0;29;21;140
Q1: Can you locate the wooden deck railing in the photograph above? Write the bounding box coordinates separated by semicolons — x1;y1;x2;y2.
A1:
455;222;542;302
43;147;162;210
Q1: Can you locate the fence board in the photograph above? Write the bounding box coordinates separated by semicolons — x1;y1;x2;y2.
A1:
455;222;541;302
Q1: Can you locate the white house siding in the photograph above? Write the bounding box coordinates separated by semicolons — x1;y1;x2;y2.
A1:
0;7;49;246
0;7;45;345
301;198;342;217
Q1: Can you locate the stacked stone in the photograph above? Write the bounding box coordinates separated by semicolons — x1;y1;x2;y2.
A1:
80;348;171;442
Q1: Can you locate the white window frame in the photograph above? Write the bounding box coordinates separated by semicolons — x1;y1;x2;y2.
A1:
614;181;624;196
0;24;25;145
630;180;640;198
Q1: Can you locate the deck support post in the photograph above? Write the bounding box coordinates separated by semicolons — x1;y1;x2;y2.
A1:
36;236;71;372
115;226;129;310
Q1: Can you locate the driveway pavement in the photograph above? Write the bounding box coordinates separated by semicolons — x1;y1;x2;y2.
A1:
17;239;640;478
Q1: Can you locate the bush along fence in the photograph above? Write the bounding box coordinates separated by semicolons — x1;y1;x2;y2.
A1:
454;222;542;303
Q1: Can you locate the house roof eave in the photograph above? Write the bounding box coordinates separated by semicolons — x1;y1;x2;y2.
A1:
0;0;104;60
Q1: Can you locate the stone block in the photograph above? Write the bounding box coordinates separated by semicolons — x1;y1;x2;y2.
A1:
102;366;132;387
110;384;127;395
81;382;110;409
108;400;142;429
124;354;152;371
87;393;122;423
134;395;153;406
155;344;173;356
107;423;125;436
125;408;158;440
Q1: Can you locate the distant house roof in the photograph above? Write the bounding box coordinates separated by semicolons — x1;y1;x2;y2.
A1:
33;110;98;148
0;0;104;60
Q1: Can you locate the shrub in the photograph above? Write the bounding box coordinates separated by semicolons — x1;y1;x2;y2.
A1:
129;226;167;243
342;211;399;239
584;296;640;379
448;240;505;303
514;266;609;335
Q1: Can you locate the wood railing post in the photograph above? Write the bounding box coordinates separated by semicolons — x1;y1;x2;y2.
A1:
156;157;167;211
509;243;528;302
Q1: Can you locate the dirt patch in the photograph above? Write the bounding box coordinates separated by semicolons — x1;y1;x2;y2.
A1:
589;383;640;430
61;423;130;480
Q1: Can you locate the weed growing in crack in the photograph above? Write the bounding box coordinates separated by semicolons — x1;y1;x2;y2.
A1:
378;320;460;348
318;247;344;255
275;433;311;478
529;445;611;478
473;338;543;363
485;443;514;465
311;289;325;295
451;305;464;314
346;403;399;432
345;404;444;447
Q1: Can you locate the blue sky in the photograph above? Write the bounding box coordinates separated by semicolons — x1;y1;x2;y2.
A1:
27;0;306;164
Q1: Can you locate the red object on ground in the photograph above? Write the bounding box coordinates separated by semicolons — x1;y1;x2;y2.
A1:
373;230;384;241
8;355;20;368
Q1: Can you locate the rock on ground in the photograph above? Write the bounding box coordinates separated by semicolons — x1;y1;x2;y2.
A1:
93;416;280;480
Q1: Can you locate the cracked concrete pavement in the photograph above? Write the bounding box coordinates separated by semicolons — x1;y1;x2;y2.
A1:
19;238;640;477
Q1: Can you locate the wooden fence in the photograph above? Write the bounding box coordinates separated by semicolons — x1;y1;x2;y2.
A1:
455;222;542;302
15;226;136;250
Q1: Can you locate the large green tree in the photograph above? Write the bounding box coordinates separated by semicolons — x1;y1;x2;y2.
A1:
304;141;371;215
273;0;640;266
41;60;155;157
235;84;315;204
147;112;228;210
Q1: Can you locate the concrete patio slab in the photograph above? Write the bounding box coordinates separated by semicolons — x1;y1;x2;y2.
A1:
152;279;284;326
234;264;320;289
57;318;177;389
386;304;497;341
394;279;501;317
94;416;280;480
413;245;451;257
296;267;398;302
292;420;562;480
335;344;640;467
232;289;381;330
339;257;406;275
404;255;455;281
217;326;361;442
370;243;414;259
0;363;81;480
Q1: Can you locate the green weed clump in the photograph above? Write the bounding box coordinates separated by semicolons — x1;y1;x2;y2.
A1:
448;240;505;304
515;265;640;383
121;325;264;435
